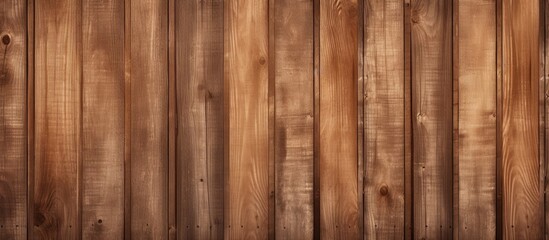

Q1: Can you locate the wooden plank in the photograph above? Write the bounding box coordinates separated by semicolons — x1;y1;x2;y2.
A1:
130;0;168;238
363;0;405;238
502;0;542;238
34;0;82;238
319;0;358;238
81;0;125;238
273;0;314;238
0;0;27;238
224;0;269;238
410;0;453;239
456;0;497;238
404;0;413;239
545;0;549;238
167;0;176;238
175;0;224;239
27;0;36;238
313;0;321;238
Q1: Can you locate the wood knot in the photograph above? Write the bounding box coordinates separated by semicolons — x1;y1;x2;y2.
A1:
2;35;10;45
379;185;389;196
259;57;266;65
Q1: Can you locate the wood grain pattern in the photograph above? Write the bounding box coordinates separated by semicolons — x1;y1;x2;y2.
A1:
363;0;405;238
457;0;497;238
0;0;27;238
130;0;168;238
319;0;359;238
273;0;314;238
34;0;82;238
410;0;453;239
176;0;224;239
82;0;125;238
224;0;269;238
404;1;413;238
502;0;542;238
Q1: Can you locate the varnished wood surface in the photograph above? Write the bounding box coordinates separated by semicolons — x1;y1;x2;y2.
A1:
274;0;314;238
82;0;125;238
176;0;224;239
410;0;453;239
502;0;542;238
319;0;359;238
0;0;27;238
456;0;497;238
224;0;270;238
129;0;168;238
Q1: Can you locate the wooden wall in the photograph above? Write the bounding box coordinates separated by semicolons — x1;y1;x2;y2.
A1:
0;0;548;239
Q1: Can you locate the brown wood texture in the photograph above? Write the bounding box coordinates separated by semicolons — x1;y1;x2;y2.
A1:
82;0;125;238
364;0;405;238
410;0;453;239
129;0;168;238
273;0;314;238
456;0;497;238
319;0;359;238
175;0;224;239
0;0;27;238
404;1;413;239
224;0;270;239
502;0;543;239
34;0;82;238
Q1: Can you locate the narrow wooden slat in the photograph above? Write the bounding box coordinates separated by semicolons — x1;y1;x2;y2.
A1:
175;0;224;239
313;0;321;238
27;0;36;238
224;0;269;238
0;0;27;238
81;0;125;238
456;0;497;238
363;0;405;238
404;1;413;239
319;0;359;238
34;0;82;238
167;0;176;238
502;0;542;238
545;0;549;238
130;0;168;238
273;0;314;237
495;0;503;238
410;0;453;238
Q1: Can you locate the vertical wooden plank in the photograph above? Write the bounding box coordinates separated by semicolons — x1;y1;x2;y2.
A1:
545;0;549;238
175;0;224;239
130;0;168;238
319;0;359;238
363;0;405;239
495;0;503;238
273;0;314;238
313;0;321;238
456;0;497;238
410;0;453;239
224;0;269;238
167;0;176;238
27;0;36;238
123;0;131;238
404;1;413;239
34;0;82;238
0;0;27;238
502;0;542;238
81;0;125;238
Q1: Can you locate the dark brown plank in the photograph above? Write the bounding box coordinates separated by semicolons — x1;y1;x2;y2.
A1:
0;0;27;238
273;0;314;237
319;0;359;238
175;0;224;239
224;0;269;238
410;0;453;238
363;0;405;238
502;0;542;238
81;0;125;238
34;0;82;238
545;0;549;238
456;0;497;238
130;0;168;238
404;1;413;239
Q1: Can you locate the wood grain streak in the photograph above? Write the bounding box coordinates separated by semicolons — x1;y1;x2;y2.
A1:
364;0;405;238
410;0;453;238
319;0;359;238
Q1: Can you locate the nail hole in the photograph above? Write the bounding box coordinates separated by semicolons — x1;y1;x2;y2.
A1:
2;35;10;45
98;219;102;224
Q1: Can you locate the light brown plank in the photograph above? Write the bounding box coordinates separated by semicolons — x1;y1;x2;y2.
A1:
224;0;269;238
502;0;542;238
0;0;27;238
410;0;453;238
34;0;82;238
319;0;359;238
363;0;405;238
130;0;168;238
175;0;224;239
273;0;314;238
81;0;125;238
456;0;497;238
